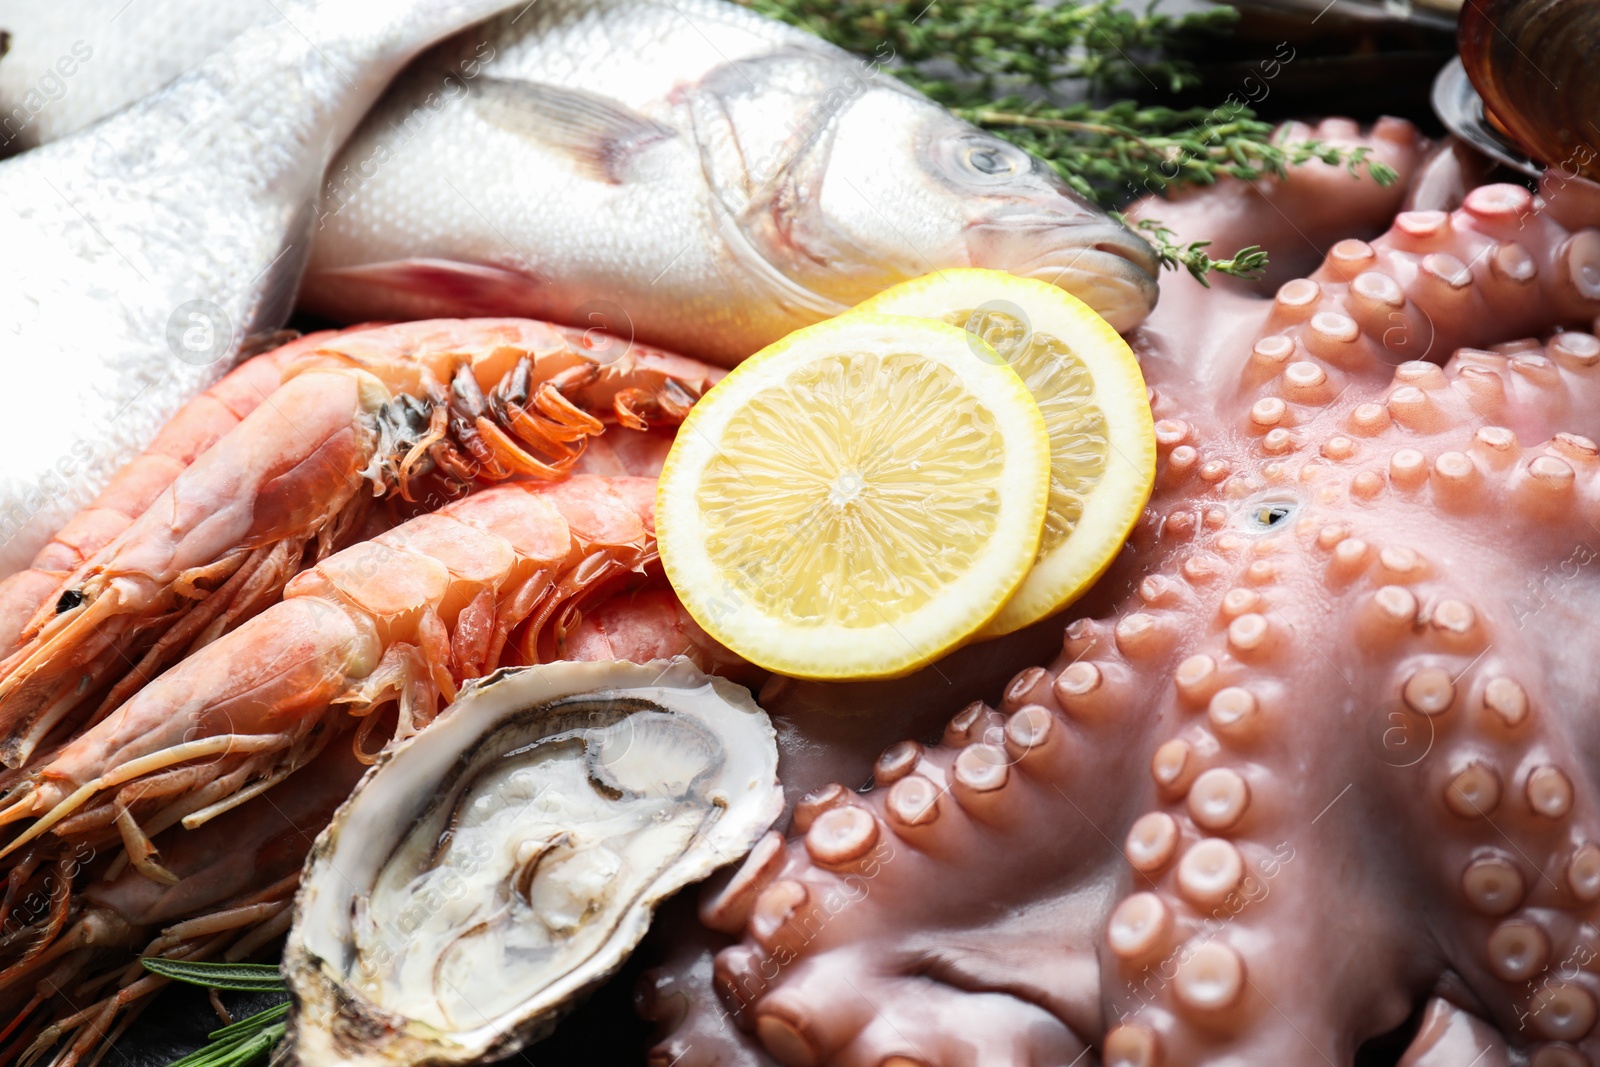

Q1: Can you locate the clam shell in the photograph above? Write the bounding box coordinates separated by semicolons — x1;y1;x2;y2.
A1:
1458;0;1600;178
283;658;783;1066
1431;58;1542;179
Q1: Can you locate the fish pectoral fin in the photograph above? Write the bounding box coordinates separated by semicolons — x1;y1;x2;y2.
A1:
298;258;549;324
472;77;677;185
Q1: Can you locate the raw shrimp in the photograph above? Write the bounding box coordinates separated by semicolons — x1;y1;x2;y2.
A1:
0;320;718;769
0;743;365;1067
561;582;761;687
0;327;380;658
0;475;676;883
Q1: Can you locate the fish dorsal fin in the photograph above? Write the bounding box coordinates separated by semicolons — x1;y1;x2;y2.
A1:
471;77;677;184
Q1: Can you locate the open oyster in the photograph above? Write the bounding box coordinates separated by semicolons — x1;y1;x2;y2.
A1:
284;658;782;1066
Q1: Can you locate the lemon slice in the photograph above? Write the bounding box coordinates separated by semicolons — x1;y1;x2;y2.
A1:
853;269;1155;636
656;313;1050;679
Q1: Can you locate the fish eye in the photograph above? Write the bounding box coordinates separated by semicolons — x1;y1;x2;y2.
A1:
966;145;1016;175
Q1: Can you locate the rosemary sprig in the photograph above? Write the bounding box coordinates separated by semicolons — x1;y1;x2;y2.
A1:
139;958;288;1067
165;1004;288;1067
746;0;1401;282
140;959;288;993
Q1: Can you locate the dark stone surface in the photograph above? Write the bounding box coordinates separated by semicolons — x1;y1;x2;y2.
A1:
110;955;650;1067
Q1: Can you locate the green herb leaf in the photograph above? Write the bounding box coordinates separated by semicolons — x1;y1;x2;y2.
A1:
141;966;292;1067
1117;215;1269;286
745;0;1399;282
139;958;288;993
961;107;1402;207
737;0;1235;94
205;1000;291;1043
166;1021;287;1067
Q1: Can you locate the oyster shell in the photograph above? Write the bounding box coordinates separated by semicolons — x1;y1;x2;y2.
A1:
284;658;782;1066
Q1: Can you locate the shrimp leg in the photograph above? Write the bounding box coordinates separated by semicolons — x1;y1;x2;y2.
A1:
0;327;380;659
0;320;719;768
0;475;659;864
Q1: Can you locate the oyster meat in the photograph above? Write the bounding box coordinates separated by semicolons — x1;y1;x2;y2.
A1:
284;658;782;1066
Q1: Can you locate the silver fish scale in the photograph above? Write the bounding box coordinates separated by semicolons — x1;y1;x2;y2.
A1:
0;1;272;155
3;0;1158;371
0;56;315;574
499;0;814;100
309;0;854;355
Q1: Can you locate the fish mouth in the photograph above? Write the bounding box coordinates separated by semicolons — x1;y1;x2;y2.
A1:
971;221;1162;333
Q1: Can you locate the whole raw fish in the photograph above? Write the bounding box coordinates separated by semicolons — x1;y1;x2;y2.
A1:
305;0;1161;363
0;0;518;578
1;0;1161;366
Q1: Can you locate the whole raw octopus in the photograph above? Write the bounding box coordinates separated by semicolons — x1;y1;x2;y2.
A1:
637;119;1600;1067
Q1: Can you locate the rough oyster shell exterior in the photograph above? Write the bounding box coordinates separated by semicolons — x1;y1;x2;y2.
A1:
283;658;782;1066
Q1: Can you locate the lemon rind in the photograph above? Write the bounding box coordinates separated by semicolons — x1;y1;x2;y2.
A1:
852;269;1156;637
656;312;1050;679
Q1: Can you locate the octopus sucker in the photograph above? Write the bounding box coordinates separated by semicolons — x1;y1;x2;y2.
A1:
643;118;1600;1065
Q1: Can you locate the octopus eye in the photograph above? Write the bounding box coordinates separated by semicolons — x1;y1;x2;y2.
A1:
55;590;85;614
1241;496;1299;532
1256;504;1293;527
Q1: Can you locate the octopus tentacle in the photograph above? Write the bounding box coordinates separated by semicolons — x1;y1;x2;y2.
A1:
1127;118;1435;409
1135;149;1600;423
1311;183;1599;363
660;175;1600;1066
638;901;778;1067
1130;117;1432;295
1396;999;1512;1067
699;631;1149;1065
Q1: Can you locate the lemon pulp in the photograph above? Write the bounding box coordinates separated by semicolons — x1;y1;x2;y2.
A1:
697;351;1007;625
657;313;1050;679
953;306;1111;562
853;270;1156;635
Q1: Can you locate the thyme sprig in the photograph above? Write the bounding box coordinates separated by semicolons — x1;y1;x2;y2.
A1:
1120;216;1267;287
741;0;1237;93
955;99;1399;203
746;0;1401;281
